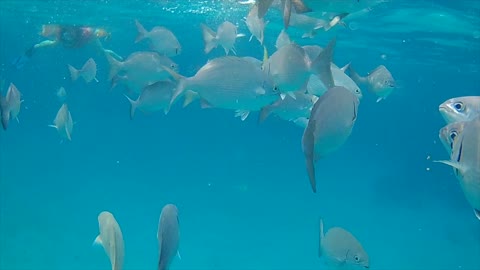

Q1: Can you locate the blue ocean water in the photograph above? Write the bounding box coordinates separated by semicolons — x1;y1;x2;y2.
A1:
0;0;479;269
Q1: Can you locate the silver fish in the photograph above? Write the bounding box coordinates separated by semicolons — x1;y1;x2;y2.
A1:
307;63;362;99
125;80;177;119
348;65;395;102
259;92;318;124
135;20;181;57
245;4;267;45
68;58;98;83
166;56;280;120
288;12;327;38
106;51;178;94
201;21;245;55
157;204;180;270
435;116;480;220
439;121;466;155
49;103;73;141
319;219;370;269
94;211;125;270
302;86;359;192
301;45;361;98
439;96;480;124
267;37;336;96
0;83;22;130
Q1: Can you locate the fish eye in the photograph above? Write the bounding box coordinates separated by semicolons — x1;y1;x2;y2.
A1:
453;102;464;111
171;63;176;68
450;131;458;141
354;255;360;262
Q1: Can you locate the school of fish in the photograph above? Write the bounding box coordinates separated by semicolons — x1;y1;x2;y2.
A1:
3;0;476;269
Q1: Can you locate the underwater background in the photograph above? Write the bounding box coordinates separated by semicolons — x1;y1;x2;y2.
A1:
0;0;479;269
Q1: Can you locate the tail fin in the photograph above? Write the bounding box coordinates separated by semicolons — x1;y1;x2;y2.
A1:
347;65;368;85
68;65;80;81
310;37;336;89
258;105;273;123
124;94;138;120
105;52;123;81
200;23;217;54
134;19;148;43
183;90;199;108
161;65;188;107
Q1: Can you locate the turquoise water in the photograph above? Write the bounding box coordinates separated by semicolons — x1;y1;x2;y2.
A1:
0;1;479;269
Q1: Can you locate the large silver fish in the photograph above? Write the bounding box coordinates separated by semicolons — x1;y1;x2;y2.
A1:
135;20;181;57
348;65;395;102
94;211;125;270
435;116;480;220
266;37;336;97
157;204;180;270
106;51;178;94
165;56;280;120
0;83;22;130
201;21;245;55
319;219;370;269
302;86;359;192
125;80;177;119
439;96;480;124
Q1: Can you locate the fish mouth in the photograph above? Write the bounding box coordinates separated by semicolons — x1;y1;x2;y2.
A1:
438;105;449;113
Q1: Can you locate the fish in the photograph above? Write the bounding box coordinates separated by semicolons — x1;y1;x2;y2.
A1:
245;4;268;45
56;86;67;103
288;12;327;38
157;204;180;270
266;37;336;97
434;116;480;220
307;63;362;99
438;96;480;124
124;80;177;119
0;83;22;130
135;19;182;57
68;58;98;83
302;86;359;192
201;21;245;55
301;45;361;98
348;65;395;102
165;56;280;120
48;103;74;141
106;51;178;94
275;29;292;50
94;211;125;270
439;121;466;155
319;218;370;269
259;92;318;124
